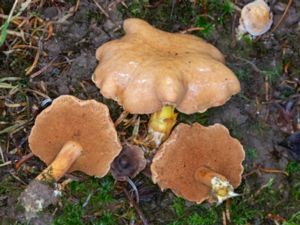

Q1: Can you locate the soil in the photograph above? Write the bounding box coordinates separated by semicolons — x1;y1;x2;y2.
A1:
0;0;300;224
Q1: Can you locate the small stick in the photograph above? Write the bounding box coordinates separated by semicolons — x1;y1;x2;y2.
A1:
9;171;27;185
180;27;204;34
225;200;231;222
114;111;129;127
75;0;81;12
92;0;110;18
222;210;227;225
259;167;289;176
15;152;34;169
30;57;57;78
232;55;267;75
0;145;5;162
271;0;293;33
123;187;149;225
126;177;139;203
0;161;12;168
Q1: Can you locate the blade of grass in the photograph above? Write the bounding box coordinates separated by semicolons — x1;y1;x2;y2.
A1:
0;82;17;89
0;77;22;82
0;0;19;47
0;121;28;135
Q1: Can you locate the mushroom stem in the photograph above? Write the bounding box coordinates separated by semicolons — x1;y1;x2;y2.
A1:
147;105;177;148
36;141;82;182
195;167;240;204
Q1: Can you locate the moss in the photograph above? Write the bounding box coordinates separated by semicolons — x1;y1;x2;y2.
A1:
177;111;209;126
52;176;134;224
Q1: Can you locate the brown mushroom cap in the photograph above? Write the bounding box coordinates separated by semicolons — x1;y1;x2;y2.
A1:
238;0;273;36
110;143;147;181
151;123;245;203
93;18;240;114
29;95;122;177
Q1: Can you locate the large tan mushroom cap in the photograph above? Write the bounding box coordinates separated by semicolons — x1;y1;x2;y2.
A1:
93;18;240;114
238;0;273;36
29;95;122;177
151;123;245;203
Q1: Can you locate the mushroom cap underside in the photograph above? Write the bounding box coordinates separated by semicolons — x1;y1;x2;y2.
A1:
151;123;245;203
29;95;122;177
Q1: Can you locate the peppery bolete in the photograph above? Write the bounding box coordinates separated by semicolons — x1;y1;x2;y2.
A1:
93;18;240;148
20;95;122;219
29;95;122;181
151;123;245;204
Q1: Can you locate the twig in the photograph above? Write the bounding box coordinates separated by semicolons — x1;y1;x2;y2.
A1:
26;47;40;75
0;145;5;162
123;187;149;225
232;55;266;75
259;167;289;176
271;0;293;33
180;27;204;34
30;57;57;78
75;0;81;12
225;200;231;222
15;152;34;169
0;0;18;31
0;161;12;167
222;210;227;225
82;193;93;208
9;171;27;185
230;0;239;48
114;111;129;127
126;177;139;203
92;0;110;18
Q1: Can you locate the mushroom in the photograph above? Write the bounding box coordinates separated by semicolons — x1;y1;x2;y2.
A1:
151;123;245;204
110;143;147;181
93;18;240;148
237;0;273;38
29;95;121;181
20;95;121;218
110;143;147;203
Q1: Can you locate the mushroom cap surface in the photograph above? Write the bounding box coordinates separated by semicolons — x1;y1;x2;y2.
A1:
110;143;147;181
151;123;245;203
239;0;273;36
29;95;122;177
93;18;240;114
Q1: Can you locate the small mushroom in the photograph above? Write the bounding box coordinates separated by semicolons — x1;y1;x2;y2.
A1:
237;0;273;38
93;18;240;147
151;123;245;204
20;95;121;218
110;143;147;181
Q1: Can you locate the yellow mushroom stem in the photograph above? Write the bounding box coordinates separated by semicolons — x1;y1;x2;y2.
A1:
195;167;240;205
147;105;177;148
36;141;82;182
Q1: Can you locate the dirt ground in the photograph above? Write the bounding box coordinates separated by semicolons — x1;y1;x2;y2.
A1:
1;0;300;225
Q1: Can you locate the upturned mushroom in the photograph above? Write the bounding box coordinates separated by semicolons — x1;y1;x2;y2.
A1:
93;18;240;148
237;0;273;38
151;123;245;204
20;95;121;218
